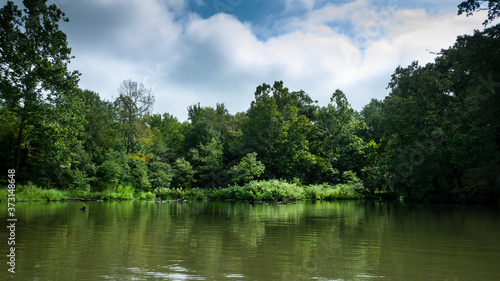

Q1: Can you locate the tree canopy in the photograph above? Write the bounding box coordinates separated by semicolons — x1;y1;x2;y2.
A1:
458;0;500;25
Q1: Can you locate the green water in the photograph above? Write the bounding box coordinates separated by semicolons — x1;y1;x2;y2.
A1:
1;200;499;280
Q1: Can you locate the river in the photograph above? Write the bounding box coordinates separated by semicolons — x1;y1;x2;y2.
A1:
1;200;499;280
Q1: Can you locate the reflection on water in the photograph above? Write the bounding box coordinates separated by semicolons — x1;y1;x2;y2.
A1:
1;200;499;280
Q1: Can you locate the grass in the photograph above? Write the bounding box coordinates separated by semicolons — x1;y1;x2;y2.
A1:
0;180;364;202
0;183;147;201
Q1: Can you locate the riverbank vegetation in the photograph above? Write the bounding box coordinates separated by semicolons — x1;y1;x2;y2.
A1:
0;180;365;202
1;1;499;203
0;180;364;203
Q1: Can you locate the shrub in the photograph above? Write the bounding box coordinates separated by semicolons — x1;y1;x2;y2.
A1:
171;158;195;188
229;152;265;185
148;161;173;189
185;188;206;200
129;158;151;191
211;180;304;201
137;191;155;200
95;150;130;191
304;184;325;200
155;187;184;200
154;187;207;200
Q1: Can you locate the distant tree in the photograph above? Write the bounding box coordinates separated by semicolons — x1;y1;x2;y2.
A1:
458;0;500;26
114;79;155;154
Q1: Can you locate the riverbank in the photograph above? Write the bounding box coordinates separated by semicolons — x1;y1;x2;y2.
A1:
0;180;366;202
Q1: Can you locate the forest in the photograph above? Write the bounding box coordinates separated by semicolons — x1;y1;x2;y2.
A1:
1;0;499;202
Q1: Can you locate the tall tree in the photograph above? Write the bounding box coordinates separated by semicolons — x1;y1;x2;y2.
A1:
114;79;155;154
310;90;368;184
0;0;82;181
81;90;119;163
147;113;187;162
381;25;500;201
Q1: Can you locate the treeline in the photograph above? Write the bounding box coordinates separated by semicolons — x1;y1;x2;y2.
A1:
1;1;499;202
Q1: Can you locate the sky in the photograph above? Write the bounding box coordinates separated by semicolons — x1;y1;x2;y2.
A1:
7;0;495;121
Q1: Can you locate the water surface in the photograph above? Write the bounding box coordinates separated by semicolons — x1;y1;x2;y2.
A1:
1;200;499;280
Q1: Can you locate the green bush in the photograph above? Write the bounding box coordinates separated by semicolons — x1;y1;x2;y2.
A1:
155;187;184;200
148;161;173;189
210;180;304;201
95;151;130;191
323;184;360;199
208;186;237;200
137;191;155;200
154;187;206;200
185;188;206;200
229;152;265;185
129;158;151;191
304;184;325;200
304;183;363;200
171;158;195;189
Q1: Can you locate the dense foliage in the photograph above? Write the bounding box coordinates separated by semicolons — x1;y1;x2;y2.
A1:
1;0;499;202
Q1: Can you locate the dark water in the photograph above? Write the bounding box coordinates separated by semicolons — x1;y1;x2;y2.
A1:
1;200;499;280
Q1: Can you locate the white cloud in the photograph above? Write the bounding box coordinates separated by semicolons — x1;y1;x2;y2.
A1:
283;0;316;12
53;0;491;120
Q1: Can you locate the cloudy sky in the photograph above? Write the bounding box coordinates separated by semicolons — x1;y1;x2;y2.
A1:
14;0;494;120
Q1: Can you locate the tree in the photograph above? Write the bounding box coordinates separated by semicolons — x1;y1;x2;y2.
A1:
458;0;500;26
189;140;225;188
380;25;500;201
359;99;384;143
229;152;265;185
81;90;119;163
128;157;151;191
171;158;195;189
95;150;130;190
114;79;155;154
0;0;83;183
147;113;187;161
148;161;173;189
185;103;239;154
309;90;368;184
